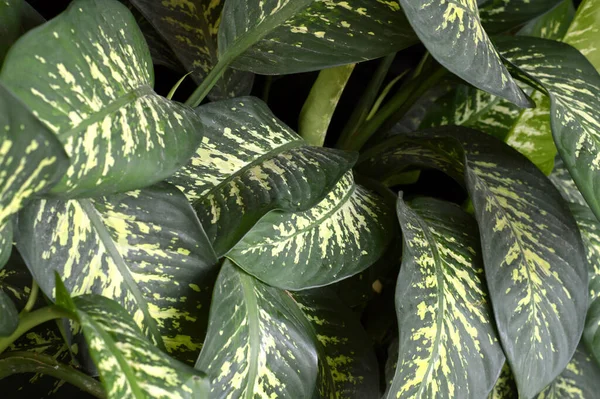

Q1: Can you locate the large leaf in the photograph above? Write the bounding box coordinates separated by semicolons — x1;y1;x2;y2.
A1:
388;196;503;399
55;278;210;399
16;182;217;363
564;0;600;69
0;0;203;197
217;0;417;75
479;0;563;34
495;37;600;221
227;171;395;290
358;127;588;398
168;97;356;256
397;0;530;107
196;261;378;398
129;0;253;100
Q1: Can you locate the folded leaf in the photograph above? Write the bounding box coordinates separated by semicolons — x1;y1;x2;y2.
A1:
16;182;217;363
54;278;210;399
228;172;395;290
388;196;504;399
0;0;203;197
168;97;356;256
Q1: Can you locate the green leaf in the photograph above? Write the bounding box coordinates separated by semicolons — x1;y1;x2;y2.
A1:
549;156;587;207
168;97;356;256
397;0;530;107
218;0;417;75
16;182;217;363
0;0;203;197
227;171;395;290
359;127;588;398
0;289;18;337
0;0;22;63
0;223;10;270
495;37;600;221
388;196;503;399
517;0;575;40
479;0;563;34
488;364;517;399
129;0;253;101
197;261;378;399
54;277;210;399
563;0;600;69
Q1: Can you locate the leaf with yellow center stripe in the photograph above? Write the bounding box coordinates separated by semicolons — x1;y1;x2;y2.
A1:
168;97;356;257
129;0;253;101
227;171;396;290
387;196;504;399
397;0;531;107
54;277;210;399
197;260;378;398
16;182;218;364
358;127;588;398
0;0;204;198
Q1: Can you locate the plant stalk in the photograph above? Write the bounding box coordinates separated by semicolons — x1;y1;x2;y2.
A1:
20;280;39;315
184;57;232;107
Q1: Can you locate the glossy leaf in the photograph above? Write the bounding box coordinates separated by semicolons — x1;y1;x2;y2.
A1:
0;0;204;197
359;127;588;398
168;97;356;256
228;172;395;290
398;0;530;107
16;182;217;363
388;196;503;399
0;289;18;337
55;278;210;399
218;0;417;75
479;0;563;34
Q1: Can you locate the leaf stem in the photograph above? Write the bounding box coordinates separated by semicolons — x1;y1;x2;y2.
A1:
0;305;73;354
184;57;232;108
20;280;39;315
0;351;106;399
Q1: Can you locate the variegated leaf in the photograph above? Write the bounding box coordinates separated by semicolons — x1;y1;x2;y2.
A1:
549;156;587;206
218;0;417;75
388;196;504;399
398;0;530;107
479;0;563;34
196;260;318;399
517;0;575;39
168;97;356;256
495;37;600;221
0;289;18;337
227;172;395;290
16;182;218;363
0;0;203;197
487;364;517;399
564;0;600;69
55;278;210;399
358;127;588;398
0;223;10;269
129;0;253;101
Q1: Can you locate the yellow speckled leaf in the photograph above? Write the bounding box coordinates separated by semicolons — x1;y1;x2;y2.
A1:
388;196;504;399
488;364;517;399
227;172;396;290
0;0;203;197
564;0;600;69
16;182;218;364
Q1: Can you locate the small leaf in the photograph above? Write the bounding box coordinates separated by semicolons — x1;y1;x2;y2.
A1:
388;196;504;399
398;0;530;107
0;0;203;197
228;172;395;290
16;182;217;363
0;289;18;337
54;277;210;399
168;97;356;256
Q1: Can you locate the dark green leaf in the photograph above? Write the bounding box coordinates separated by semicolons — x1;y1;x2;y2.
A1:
0;0;203;197
488;364;517;399
16;182;217;363
398;0;530;107
517;0;575;39
549;156;587;207
0;0;22;63
0;223;11;270
0;289;18;337
479;0;563;34
54;277;210;399
228;171;395;290
388;196;504;398
168;97;356;256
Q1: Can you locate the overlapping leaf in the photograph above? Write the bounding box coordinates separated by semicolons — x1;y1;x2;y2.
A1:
55;279;210;399
227;171;395;290
397;0;530;107
16;182;217;363
488;364;517;399
358;127;588;398
217;0;417;75
564;0;600;68
130;0;253;100
388;196;503;398
549;156;587;206
0;0;203;197
479;0;563;33
0;289;18;337
168;97;356;256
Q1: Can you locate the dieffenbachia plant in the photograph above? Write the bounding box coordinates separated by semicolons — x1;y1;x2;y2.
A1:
0;0;599;398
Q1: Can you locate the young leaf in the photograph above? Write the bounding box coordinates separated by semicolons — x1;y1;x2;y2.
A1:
388;196;504;399
16;182;217;363
168;97;356;256
227;172;395;290
398;0;531;107
0;0;204;197
359;127;588;398
54;277;210;399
